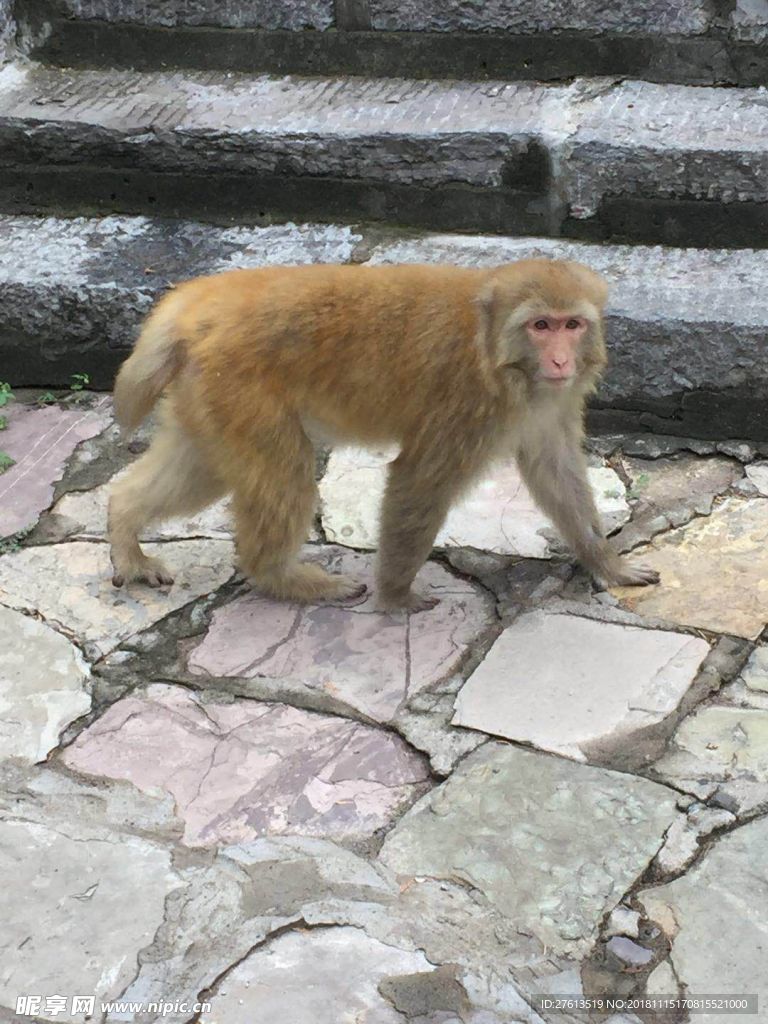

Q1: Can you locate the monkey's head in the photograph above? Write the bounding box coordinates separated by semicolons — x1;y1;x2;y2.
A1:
478;259;609;395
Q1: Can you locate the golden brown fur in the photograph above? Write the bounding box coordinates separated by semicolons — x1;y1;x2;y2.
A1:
109;260;658;609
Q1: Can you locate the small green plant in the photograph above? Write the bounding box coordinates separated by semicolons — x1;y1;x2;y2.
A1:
628;472;651;500
70;373;90;392
0;525;32;555
37;391;57;406
0;382;15;472
0;382;14;431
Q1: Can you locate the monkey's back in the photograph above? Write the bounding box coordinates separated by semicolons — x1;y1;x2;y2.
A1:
174;262;492;445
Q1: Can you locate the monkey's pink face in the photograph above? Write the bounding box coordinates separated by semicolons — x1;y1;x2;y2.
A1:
525;314;589;385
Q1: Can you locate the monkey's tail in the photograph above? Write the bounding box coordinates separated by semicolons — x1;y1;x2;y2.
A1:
113;289;188;432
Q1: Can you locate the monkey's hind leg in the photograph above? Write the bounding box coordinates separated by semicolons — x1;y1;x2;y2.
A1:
108;419;227;587
232;424;366;604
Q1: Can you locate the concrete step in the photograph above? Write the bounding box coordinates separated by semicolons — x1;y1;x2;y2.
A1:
17;0;768;87
1;64;766;248
2;212;767;440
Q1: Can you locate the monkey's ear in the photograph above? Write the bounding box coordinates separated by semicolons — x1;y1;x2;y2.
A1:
475;279;504;372
475;277;529;374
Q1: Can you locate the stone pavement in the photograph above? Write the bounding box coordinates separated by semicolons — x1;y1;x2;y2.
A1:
2;390;768;1024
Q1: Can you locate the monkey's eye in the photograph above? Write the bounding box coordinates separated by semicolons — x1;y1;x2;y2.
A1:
565;318;581;330
533;319;549;331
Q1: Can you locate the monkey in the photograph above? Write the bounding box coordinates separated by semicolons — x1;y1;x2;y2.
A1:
108;259;659;612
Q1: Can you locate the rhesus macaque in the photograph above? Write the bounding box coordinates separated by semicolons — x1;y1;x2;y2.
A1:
109;259;659;611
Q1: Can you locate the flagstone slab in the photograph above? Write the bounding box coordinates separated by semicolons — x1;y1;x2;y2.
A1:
452;611;709;762
61;683;431;847
621;454;739;523
652;805;734;877
652;704;768;814
379;742;679;959
638;817;768;1020
0;399;111;537
187;548;494;723
0;759;181;843
0;539;234;657
0;817;180;1023
613;498;768;640
320;446;629;556
52;478;234;541
741;645;768;693
0;604;90;763
746;461;768;495
200;926;432;1024
49;476;319;543
112;836;398;1024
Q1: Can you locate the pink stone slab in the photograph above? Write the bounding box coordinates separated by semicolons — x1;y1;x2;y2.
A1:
61;683;430;847
187;548;495;722
0;399;112;537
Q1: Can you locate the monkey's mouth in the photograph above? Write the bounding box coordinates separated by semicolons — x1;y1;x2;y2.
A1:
540;376;572;388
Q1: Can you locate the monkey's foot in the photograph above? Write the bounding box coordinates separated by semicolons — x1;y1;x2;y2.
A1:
333;580;369;603
111;555;175;588
376;590;440;614
253;562;367;604
602;559;660;588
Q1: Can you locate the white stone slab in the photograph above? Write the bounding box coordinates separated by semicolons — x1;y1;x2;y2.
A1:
0;604;90;763
200;926;432;1024
746;462;768;495
0;818;179;1023
320;446;628;556
452;611;709;761
51;471;319;542
741;645;768;693
0;539;234;657
53;478;234;541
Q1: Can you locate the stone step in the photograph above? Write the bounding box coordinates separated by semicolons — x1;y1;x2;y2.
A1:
2;212;768;439
0;214;360;388
1;64;766;248
17;0;768;87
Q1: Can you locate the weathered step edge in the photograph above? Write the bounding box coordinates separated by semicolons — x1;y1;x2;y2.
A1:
23;24;768;89
14;0;768;87
3;213;768;441
1;67;767;250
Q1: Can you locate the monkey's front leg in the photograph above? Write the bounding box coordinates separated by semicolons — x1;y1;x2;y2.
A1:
376;453;457;613
516;439;660;588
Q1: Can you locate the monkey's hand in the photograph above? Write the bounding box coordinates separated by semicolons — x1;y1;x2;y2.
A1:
600;558;660;588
